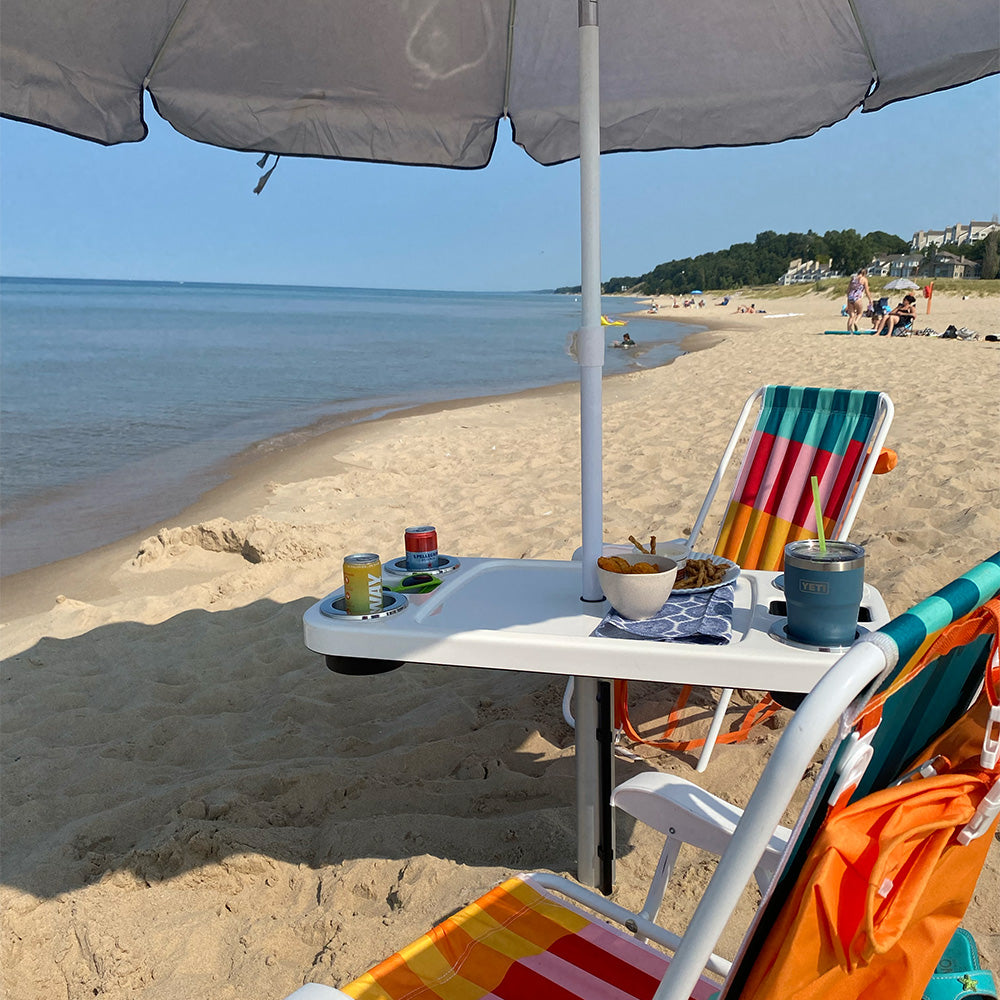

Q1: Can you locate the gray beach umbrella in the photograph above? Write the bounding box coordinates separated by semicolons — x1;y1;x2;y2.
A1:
3;0;998;913
885;277;922;290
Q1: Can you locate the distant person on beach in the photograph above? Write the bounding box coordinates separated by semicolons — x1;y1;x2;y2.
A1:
874;294;917;336
845;267;872;332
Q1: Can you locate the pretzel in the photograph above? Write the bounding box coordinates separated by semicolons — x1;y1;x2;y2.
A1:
628;534;648;554
673;558;726;590
628;534;658;555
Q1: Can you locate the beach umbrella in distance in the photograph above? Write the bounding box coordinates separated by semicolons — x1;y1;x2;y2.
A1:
3;0;998;897
885;278;922;290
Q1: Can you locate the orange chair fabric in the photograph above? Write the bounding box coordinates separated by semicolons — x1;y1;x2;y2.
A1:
737;601;1000;1000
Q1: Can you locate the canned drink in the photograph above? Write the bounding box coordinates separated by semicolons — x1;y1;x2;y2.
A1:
343;553;383;614
404;526;438;570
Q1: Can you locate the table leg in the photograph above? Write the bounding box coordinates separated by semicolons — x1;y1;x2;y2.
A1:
574;676;615;893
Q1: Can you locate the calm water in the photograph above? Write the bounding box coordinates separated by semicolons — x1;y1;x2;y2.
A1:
0;277;700;574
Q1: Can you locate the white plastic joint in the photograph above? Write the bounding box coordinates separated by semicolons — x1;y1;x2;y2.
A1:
981;704;1000;770
957;777;1000;846
827;728;877;807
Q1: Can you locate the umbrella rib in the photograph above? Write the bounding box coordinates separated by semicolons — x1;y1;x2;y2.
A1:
503;0;517;119
845;0;879;97
143;0;197;89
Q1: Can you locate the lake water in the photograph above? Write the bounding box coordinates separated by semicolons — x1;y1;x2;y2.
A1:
0;277;701;574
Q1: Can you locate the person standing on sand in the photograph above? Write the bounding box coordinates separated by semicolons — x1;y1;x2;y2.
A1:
845;267;871;332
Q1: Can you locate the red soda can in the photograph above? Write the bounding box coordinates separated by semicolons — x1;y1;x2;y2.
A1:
404;526;438;570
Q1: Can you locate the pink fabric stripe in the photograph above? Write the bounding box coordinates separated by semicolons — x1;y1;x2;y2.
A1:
730;427;769;500
772;447;855;531
516;949;647;1000
575;923;669;979
769;441;819;525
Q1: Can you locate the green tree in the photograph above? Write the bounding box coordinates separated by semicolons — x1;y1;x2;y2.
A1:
823;229;868;273
982;230;999;280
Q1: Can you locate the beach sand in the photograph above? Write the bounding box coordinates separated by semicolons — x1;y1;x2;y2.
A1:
2;289;998;998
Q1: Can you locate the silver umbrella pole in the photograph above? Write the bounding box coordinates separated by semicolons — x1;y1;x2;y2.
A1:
574;0;614;894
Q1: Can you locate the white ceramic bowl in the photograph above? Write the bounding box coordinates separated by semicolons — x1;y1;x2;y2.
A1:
597;553;678;620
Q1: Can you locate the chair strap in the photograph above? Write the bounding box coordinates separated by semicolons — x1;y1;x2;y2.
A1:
614;680;782;752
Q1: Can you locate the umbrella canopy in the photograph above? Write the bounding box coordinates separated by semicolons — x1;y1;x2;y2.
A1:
885;277;921;290
2;2;997;164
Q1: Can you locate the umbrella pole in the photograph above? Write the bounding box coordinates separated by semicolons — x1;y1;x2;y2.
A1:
574;0;614;894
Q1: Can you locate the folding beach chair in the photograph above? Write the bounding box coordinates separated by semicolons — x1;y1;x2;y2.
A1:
282;554;999;1000
615;384;895;770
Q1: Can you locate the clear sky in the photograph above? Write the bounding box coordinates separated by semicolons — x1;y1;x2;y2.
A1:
1;75;997;292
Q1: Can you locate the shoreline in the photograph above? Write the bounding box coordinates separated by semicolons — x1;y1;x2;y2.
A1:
0;325;716;623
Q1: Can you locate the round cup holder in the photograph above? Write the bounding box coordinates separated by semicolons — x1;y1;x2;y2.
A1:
320;589;408;621
768;618;868;654
383;555;460;577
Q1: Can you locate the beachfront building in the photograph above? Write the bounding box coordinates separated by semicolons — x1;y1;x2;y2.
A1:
911;219;1000;249
923;251;981;279
867;252;923;278
776;258;839;285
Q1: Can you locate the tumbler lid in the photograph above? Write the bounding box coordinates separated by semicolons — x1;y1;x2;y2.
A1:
784;539;865;572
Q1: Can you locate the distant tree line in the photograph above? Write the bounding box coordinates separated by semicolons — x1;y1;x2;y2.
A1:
553;228;998;294
602;229;909;295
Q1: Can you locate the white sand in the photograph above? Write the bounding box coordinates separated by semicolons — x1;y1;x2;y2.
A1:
2;290;999;997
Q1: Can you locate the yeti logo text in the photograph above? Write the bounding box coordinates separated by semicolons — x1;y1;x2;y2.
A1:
799;580;829;595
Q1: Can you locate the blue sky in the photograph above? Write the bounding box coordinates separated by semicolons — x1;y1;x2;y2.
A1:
1;75;997;292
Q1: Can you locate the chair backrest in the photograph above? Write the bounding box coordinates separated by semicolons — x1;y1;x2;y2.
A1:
650;554;1000;1000
718;554;1000;999
705;386;893;570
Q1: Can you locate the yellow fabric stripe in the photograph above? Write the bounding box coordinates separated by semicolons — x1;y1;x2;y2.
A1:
343;877;590;1000
715;502;815;571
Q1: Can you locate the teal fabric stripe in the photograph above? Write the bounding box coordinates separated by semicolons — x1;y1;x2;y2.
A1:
880;611;929;670
882;553;1000;667
759;386;880;456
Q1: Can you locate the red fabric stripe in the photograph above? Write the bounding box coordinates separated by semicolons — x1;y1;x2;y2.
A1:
788;447;833;530
826;437;866;522
736;430;779;507
492;960;595;1000
492;958;664;1000
548;929;662;997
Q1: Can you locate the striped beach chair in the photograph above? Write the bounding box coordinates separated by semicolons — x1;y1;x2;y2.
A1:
618;385;895;770
282;555;1000;1000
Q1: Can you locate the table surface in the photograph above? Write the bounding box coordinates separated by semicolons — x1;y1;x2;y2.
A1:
303;557;891;693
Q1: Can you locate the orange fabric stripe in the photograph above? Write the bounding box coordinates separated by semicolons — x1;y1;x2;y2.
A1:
715;502;818;571
344;878;591;1000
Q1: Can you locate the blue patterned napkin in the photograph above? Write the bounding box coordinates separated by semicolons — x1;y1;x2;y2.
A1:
592;583;735;644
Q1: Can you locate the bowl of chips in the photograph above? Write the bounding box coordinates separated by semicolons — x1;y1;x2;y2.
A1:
596;553;679;620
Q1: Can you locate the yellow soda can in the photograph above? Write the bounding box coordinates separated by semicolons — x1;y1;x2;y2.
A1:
343;553;383;614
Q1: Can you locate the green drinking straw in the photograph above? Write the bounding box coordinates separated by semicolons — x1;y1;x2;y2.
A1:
810;475;827;553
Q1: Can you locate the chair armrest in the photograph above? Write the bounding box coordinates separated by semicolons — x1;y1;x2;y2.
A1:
612;772;791;862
